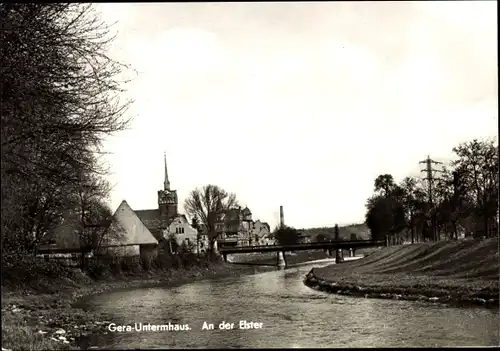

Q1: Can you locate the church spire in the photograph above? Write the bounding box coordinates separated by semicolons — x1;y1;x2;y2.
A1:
163;152;170;191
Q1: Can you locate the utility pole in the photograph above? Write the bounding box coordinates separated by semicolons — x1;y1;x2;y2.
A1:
419;155;443;242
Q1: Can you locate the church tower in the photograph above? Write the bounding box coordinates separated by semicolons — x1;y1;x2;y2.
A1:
158;153;178;220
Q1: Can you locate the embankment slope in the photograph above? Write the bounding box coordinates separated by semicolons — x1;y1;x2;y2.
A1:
304;238;499;306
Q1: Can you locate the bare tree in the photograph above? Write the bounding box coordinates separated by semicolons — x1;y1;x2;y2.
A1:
184;184;238;252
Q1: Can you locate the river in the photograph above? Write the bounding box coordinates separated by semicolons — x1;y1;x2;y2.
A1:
77;261;499;348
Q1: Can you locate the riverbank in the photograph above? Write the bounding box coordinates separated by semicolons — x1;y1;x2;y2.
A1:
1;263;262;351
304;238;499;307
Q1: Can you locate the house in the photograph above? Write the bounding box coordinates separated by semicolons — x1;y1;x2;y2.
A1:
98;200;158;261
215;207;251;248
166;214;208;252
251;220;273;245
215;206;271;248
36;203;159;263
297;232;312;244
43;210;84;250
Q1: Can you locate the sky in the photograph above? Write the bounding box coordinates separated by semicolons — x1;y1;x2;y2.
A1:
95;1;498;230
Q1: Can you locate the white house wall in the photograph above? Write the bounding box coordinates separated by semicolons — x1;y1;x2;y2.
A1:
166;216;198;246
100;245;140;257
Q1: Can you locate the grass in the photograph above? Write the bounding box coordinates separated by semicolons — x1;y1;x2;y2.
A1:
1;313;66;351
1;262;261;351
304;237;499;306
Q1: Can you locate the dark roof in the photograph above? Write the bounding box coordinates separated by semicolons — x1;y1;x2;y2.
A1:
242;207;252;215
134;210;190;241
224;208;240;221
134;209;168;241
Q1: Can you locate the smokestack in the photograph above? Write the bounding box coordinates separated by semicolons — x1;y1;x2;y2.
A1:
280;205;284;229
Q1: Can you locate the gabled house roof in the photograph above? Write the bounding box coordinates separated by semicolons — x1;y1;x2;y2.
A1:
104;200;158;246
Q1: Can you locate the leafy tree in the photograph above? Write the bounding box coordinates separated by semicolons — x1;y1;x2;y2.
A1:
451;139;498;238
273;225;301;245
374;174;396;197
364;138;498;244
366;175;407;243
399;176;428;243
183;184;238;253
365;195;395;242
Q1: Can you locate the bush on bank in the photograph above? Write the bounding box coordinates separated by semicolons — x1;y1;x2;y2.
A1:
1;249;224;293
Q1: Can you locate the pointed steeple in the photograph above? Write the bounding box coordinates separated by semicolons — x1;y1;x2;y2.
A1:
163;152;170;191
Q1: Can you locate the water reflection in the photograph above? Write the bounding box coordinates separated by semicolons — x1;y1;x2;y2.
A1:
79;263;499;349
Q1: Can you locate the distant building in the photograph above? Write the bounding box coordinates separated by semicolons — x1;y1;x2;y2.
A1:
215;206;271;248
252;220;274;245
297;231;311;244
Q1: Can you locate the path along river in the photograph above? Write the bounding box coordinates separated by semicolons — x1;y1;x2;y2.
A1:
76;260;499;348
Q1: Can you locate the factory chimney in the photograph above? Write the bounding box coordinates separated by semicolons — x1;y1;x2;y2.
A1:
280;205;284;229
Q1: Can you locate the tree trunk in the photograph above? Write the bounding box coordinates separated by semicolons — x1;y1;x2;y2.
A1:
484;213;489;238
410;213;415;244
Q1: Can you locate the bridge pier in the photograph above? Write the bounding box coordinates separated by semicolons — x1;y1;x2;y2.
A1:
335;249;344;264
277;251;286;267
349;248;353;257
223;253;228;263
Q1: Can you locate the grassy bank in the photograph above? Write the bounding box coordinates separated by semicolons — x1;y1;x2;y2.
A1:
304;238;499;307
1;259;261;351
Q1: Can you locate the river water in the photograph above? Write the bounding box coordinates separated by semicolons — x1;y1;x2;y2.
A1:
78;261;499;348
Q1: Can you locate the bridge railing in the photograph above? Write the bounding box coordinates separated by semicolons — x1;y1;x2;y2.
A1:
219;240;385;251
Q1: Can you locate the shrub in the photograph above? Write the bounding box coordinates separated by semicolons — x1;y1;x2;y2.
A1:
153;252;174;270
1;253;70;287
169;253;183;269
85;258;109;279
120;256;142;273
